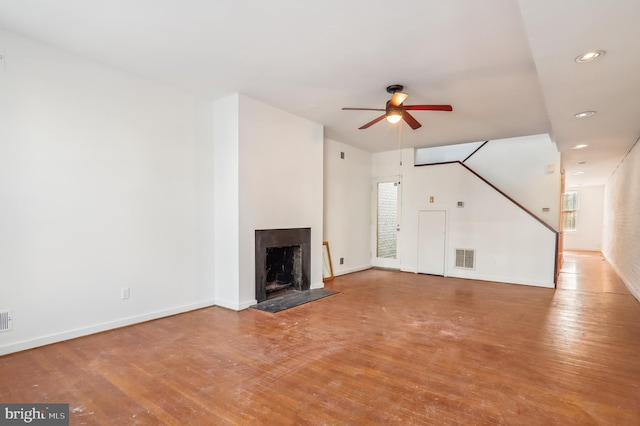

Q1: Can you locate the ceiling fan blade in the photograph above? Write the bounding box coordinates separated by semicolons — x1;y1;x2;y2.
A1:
342;107;385;111
359;115;386;129
389;92;409;107
402;110;422;130
403;105;453;111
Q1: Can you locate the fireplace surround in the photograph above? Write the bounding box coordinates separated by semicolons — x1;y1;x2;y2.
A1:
255;228;310;303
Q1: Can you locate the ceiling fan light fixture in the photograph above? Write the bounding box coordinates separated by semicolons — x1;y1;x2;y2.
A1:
575;50;605;63
385;108;403;124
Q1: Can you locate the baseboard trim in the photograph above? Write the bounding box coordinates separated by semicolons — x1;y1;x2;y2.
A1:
214;298;257;311
334;265;371;276
0;299;216;356
602;253;640;303
445;272;555;289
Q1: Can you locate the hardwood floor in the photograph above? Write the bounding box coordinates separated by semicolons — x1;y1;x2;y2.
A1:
2;251;639;425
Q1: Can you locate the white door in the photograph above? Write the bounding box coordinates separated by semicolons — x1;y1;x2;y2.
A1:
372;177;401;269
418;210;446;275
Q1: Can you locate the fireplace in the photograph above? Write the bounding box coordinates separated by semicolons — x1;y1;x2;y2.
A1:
255;228;310;303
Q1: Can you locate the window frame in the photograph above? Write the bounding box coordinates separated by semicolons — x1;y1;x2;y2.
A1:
562;190;579;232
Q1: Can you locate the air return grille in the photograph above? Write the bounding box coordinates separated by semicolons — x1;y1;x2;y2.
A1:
455;249;475;269
0;311;12;332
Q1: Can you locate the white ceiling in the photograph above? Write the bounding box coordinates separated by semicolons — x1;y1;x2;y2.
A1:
0;0;638;187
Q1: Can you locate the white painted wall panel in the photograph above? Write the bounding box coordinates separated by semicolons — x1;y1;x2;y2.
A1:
417;210;446;275
213;94;240;308
373;148;556;288
465;134;561;230
563;185;604;251
0;30;212;354
406;162;556;287
323;139;371;275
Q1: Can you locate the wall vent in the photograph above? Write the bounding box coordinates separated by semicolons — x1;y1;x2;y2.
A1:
0;311;12;332
455;249;475;269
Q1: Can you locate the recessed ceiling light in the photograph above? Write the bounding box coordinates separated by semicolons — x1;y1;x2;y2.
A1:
573;144;588;150
575;50;606;63
573;171;584;175
575;111;596;118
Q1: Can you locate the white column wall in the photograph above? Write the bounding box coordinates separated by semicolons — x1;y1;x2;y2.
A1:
238;96;324;306
212;95;324;310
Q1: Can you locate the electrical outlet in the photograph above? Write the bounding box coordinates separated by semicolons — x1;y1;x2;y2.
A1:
340;257;344;265
121;287;130;300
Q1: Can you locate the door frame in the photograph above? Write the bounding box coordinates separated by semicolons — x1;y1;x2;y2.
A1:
371;175;402;270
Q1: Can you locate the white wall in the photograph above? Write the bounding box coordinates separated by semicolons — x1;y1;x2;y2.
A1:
323;139;372;275
213;95;240;307
563;185;604;251
372;149;404;177
465;134;561;230
195;97;216;300
0;30;214;355
212;95;324;310
406;163;556;287
603;140;640;301
372;147;557;288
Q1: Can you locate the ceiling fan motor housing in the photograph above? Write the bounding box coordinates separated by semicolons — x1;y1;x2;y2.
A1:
386;84;404;94
385;101;403;116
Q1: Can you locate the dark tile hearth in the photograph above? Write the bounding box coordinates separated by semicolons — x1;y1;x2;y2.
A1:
250;289;338;314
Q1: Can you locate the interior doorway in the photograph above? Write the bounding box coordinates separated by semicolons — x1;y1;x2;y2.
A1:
372;176;401;269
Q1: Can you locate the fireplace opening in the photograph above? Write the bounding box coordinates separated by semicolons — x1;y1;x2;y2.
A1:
255;228;310;303
265;245;302;299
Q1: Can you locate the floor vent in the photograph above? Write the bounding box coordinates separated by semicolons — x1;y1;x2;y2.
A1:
0;311;12;332
455;249;475;269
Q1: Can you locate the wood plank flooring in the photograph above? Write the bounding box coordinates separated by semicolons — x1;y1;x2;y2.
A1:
1;251;640;425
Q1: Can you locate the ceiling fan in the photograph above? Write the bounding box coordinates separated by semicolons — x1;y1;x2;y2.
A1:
342;85;453;130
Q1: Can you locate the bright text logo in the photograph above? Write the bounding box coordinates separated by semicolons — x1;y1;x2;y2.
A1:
0;404;68;425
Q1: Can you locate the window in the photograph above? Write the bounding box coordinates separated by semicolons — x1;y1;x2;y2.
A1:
562;191;578;232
